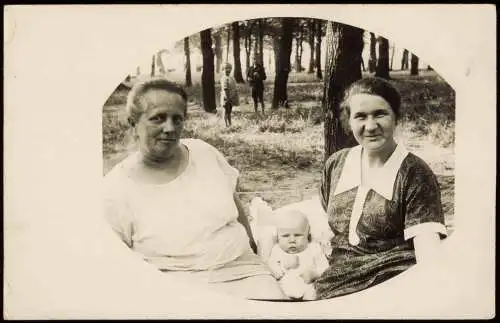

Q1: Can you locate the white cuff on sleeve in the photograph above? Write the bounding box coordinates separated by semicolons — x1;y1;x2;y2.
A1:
404;222;448;241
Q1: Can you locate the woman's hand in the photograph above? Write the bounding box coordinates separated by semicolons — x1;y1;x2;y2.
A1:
233;192;258;253
413;232;442;265
249;238;258;254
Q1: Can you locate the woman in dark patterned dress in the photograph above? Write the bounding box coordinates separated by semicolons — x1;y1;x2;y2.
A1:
314;77;448;299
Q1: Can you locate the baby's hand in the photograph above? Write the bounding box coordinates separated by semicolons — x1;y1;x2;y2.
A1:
268;263;285;280
299;269;318;284
271;268;285;280
282;255;300;270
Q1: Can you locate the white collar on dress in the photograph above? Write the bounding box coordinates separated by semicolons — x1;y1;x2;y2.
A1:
333;144;409;200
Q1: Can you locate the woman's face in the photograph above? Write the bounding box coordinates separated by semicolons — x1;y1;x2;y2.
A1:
134;89;186;162
348;93;397;153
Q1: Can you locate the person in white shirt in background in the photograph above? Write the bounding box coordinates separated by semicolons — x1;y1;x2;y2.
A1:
220;63;239;127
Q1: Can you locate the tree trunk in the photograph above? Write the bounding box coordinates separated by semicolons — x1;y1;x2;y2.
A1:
252;21;259;62
226;26;230;62
294;23;304;72
258;19;264;66
299;36;304;72
253;27;259;61
232;21;244;83
368;32;377;73
375;36;390;79
323;22;363;160
272;18;294;110
295;36;301;72
184;37;192;87
315;20;323;80
200;29;216;113
410;53;419;75
307;19;315;73
151;54;155;76
390;44;395;71
272;35;279;75
297;28;304;72
244;36;252;76
156;51;166;75
244;23;253;75
401;49;409;70
214;32;222;73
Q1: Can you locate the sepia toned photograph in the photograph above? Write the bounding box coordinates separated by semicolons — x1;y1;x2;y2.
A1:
4;4;495;319
102;17;455;302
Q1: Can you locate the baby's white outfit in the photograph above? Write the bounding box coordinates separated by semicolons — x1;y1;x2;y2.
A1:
267;241;329;300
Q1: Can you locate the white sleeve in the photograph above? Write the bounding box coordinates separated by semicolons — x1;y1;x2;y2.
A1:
404;222;448;240
103;170;134;248
221;76;229;91
209;143;240;191
267;244;283;269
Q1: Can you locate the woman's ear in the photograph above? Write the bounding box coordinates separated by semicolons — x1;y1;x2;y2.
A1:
339;101;352;134
128;119;139;140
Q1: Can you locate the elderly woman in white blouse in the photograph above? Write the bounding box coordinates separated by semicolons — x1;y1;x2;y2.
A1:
103;77;285;300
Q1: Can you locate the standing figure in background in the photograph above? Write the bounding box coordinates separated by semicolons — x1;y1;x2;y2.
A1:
247;55;267;115
220;63;239;127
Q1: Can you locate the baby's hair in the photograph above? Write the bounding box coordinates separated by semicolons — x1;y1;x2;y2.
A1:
125;76;188;127
275;209;312;242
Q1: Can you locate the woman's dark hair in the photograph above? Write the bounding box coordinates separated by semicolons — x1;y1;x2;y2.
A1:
340;77;402;129
126;77;188;126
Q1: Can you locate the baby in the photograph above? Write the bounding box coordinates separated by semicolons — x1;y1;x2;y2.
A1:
267;209;329;300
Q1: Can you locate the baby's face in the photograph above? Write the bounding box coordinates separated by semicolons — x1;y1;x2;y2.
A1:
276;220;309;254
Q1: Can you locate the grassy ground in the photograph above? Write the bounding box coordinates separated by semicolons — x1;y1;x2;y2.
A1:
102;70;456;234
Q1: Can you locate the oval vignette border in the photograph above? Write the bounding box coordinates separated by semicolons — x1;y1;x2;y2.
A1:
4;4;496;319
